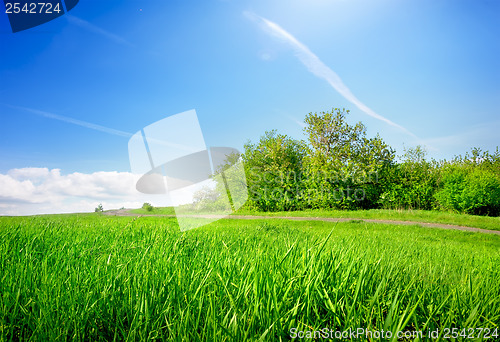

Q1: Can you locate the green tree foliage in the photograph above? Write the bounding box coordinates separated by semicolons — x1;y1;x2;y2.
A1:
231;108;500;217
217;157;248;210
142;202;154;212
435;148;500;216
243;130;308;211
302;108;394;209
94;203;103;213
379;146;439;210
192;185;230;212
191;151;247;213
452;147;500;175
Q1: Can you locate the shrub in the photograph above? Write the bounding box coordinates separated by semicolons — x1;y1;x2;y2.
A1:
303;109;394;210
142;203;154;212
436;166;500;216
378;146;439;210
243;130;308;211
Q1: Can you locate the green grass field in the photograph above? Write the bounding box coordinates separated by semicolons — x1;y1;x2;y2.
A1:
127;207;176;216
0;214;499;341
234;209;500;231
128;206;500;231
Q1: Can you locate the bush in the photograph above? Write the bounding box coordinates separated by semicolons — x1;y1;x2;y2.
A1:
378;146;439;210
302;109;395;210
191;187;233;212
436;167;500;216
243;130;308;211
142;203;154;212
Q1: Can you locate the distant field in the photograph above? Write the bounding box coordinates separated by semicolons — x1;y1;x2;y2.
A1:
127;206;500;231
127;207;176;215
235;208;500;231
1;214;499;341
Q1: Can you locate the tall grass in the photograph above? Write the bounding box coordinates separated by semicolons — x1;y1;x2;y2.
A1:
0;215;499;341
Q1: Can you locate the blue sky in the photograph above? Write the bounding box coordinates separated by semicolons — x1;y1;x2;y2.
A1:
0;0;498;214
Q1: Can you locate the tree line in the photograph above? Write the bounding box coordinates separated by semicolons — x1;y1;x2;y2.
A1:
240;108;500;216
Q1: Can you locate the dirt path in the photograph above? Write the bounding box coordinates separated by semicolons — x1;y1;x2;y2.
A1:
103;210;500;235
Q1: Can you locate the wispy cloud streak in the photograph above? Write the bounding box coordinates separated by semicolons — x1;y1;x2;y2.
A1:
286;115;306;128
246;11;417;138
6;104;133;138
66;15;134;48
5;104;203;153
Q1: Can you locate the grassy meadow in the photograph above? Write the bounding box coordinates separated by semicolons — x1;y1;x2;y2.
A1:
236;208;500;231
129;206;500;231
0;214;499;341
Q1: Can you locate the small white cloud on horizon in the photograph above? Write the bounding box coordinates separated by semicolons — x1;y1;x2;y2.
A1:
245;11;418;139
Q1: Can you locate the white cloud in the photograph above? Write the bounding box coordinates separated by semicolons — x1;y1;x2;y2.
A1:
0;168;177;216
7;167;54;180
246;11;418;138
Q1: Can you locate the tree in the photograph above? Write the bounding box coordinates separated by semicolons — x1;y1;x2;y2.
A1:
304;108;366;162
242;130;308;211
94;203;103;213
189;151;247;213
142;202;154;212
379;146;439;210
303;108;394;209
434;147;500;216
